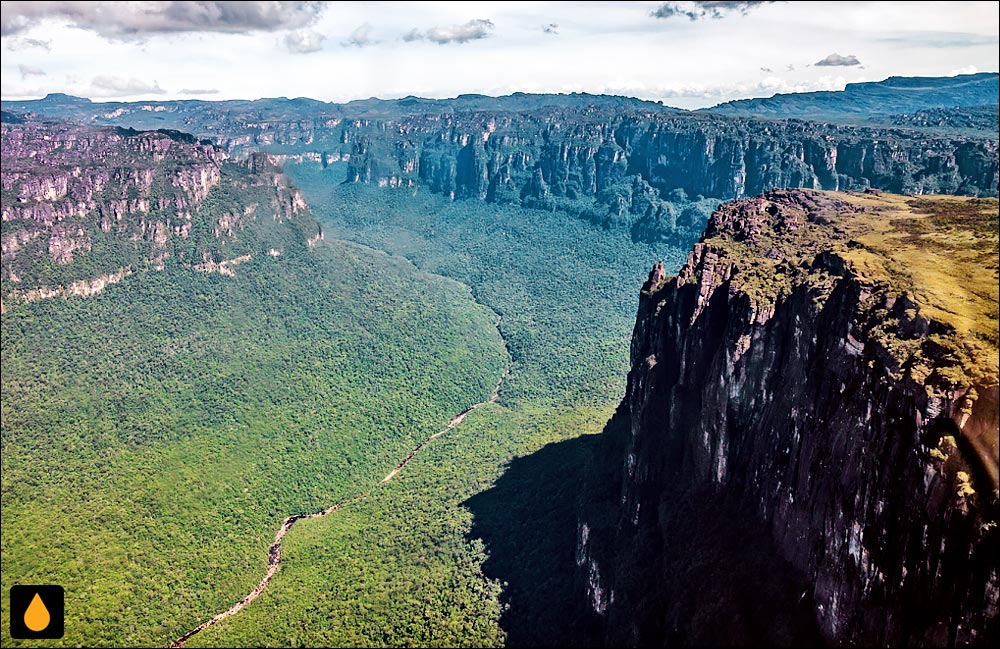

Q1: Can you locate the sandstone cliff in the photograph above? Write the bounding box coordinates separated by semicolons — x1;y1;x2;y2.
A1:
342;111;998;243
577;189;999;646
347;112;999;202
6;86;997;246
1;118;320;302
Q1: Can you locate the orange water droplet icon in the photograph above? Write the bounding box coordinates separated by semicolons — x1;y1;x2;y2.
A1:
24;592;51;632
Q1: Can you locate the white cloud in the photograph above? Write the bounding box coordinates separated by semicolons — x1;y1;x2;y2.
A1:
815;53;861;67
284;29;325;54
343;24;374;48
88;75;166;97
6;37;51;51
18;64;45;78
949;64;979;76
651;1;776;21
607;75;849;103
405;19;495;45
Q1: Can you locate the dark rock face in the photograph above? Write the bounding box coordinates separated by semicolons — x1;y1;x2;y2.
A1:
346;112;999;200
577;190;999;646
341;111;998;245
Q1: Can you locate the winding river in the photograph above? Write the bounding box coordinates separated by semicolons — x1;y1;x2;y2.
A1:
168;316;510;648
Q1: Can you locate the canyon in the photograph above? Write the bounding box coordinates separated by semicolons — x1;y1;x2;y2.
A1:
2;74;998;647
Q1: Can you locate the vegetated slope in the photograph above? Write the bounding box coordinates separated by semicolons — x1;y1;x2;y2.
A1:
1;116;319;304
0;121;508;646
706;72;999;121
576;189;999;646
179;162;692;647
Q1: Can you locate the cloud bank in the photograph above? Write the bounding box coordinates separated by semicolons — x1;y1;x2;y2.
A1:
1;1;325;38
89;75;166;97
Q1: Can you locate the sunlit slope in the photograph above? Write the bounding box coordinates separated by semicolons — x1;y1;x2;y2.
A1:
1;238;507;647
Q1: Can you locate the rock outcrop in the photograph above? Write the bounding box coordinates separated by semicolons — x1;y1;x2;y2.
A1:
347;112;999;202
577;189;999;646
1;118;320;302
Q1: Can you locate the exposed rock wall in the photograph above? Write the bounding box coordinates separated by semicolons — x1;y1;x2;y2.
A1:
344;112;999;204
577;190;999;646
1;119;320;300
339;111;997;243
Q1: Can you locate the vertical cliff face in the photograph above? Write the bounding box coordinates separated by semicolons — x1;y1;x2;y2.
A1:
340;111;998;244
344;112;1000;203
578;189;999;646
1;118;320;303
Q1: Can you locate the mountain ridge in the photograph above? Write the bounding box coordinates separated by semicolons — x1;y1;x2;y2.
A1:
704;72;999;120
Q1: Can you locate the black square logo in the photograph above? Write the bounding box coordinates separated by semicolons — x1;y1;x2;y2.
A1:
9;585;64;639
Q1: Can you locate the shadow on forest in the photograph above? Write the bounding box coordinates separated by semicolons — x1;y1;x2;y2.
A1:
464;430;604;648
465;408;825;648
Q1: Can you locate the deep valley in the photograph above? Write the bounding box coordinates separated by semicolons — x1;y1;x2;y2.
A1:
1;30;998;648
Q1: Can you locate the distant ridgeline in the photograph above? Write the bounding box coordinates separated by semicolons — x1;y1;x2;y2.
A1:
705;72;1000;121
3;73;997;244
340;110;998;237
0;115;320;306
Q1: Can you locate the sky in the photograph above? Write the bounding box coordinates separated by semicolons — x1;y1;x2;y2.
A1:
1;1;997;109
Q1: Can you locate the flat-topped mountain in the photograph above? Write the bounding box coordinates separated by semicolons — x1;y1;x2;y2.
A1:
5;76;995;250
3;74;996;160
0;91;671;141
706;72;999;122
576;188;999;646
343;109;998;205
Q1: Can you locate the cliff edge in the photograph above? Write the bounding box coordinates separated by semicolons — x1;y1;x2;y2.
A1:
578;189;999;646
1;116;321;307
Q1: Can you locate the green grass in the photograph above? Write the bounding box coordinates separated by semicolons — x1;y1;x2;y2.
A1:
698;190;998;387
843;194;998;349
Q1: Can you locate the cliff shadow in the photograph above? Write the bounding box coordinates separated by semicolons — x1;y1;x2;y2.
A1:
463;428;607;647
